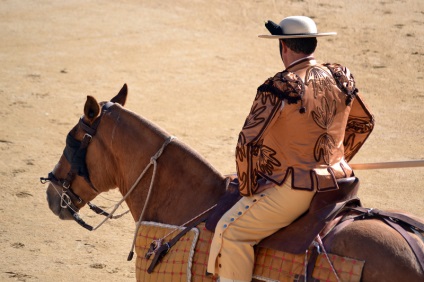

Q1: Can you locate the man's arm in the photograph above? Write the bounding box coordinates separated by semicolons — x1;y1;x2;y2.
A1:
236;82;283;196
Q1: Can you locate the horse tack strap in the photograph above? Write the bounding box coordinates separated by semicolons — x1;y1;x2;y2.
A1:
78;101;114;135
348;207;424;232
382;217;424;272
306;247;319;282
64;133;94;188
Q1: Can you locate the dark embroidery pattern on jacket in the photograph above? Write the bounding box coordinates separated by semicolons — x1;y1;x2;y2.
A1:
243;103;267;130
324;63;358;105
259;72;305;105
315;133;336;164
305;65;336;98
306;66;338;165
235;133;247;163
324;63;374;162
344;117;374;161
256;140;281;176
312;96;337;129
236;85;284;195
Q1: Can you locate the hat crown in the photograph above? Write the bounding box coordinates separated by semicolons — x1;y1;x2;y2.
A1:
279;16;317;35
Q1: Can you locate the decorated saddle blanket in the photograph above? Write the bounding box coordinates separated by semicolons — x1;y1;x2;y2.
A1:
135;222;364;282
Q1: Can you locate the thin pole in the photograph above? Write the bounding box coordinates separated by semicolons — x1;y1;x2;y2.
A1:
225;160;424;178
350;160;424;170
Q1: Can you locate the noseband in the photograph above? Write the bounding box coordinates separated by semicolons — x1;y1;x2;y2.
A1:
40;102;115;230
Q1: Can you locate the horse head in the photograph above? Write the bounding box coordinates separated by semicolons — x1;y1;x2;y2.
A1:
43;84;128;224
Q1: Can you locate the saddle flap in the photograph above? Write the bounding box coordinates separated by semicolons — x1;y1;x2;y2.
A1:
258;177;361;254
205;179;241;232
310;177;360;212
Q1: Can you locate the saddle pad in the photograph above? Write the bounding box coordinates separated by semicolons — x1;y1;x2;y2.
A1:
253;247;307;281
135;222;217;282
253;247;364;282
136;222;364;282
313;253;364;282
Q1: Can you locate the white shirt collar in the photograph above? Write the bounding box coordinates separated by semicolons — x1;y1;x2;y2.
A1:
287;55;315;70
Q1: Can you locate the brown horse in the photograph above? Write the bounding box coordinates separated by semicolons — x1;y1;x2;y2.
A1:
44;85;424;281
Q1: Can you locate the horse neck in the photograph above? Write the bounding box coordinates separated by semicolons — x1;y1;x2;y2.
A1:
102;106;228;225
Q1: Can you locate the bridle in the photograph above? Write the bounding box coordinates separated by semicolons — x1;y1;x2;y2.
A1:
40;101;176;236
40;102;115;230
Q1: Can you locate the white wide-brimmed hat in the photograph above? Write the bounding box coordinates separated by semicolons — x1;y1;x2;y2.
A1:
259;16;336;39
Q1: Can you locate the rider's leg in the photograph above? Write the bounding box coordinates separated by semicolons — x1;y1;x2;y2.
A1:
207;175;314;281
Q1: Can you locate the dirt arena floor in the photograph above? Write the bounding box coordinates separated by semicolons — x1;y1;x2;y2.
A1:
1;0;423;281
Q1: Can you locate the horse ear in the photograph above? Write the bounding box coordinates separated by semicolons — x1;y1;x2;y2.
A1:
111;84;128;106
84;96;101;121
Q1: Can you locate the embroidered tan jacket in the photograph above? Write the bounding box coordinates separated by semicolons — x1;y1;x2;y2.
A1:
236;59;374;196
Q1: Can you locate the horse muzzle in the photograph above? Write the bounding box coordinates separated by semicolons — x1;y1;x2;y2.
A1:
43;174;111;231
45;182;75;220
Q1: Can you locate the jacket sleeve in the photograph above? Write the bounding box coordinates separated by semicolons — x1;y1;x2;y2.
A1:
324;63;375;162
236;79;284;196
344;92;375;162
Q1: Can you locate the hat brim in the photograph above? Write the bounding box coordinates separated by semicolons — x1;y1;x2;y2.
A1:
258;32;337;39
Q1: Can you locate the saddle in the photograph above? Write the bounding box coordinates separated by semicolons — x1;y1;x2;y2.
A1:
205;177;361;254
259;177;360;253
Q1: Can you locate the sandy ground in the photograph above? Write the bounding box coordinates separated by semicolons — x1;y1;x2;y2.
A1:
0;0;423;281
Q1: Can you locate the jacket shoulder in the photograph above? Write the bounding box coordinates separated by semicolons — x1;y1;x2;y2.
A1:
324;63;358;105
257;71;305;104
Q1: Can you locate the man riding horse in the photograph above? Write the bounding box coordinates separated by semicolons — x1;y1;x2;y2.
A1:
207;16;374;282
